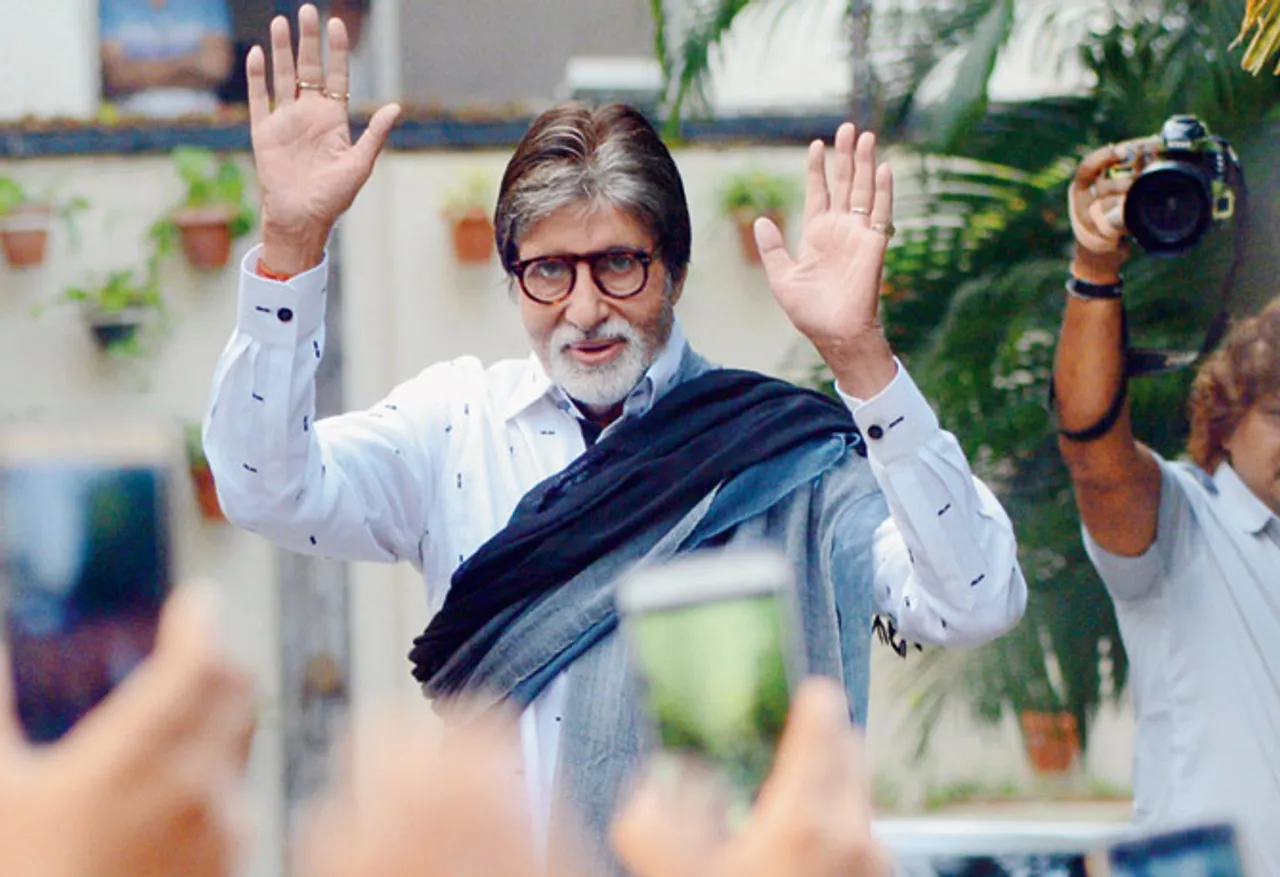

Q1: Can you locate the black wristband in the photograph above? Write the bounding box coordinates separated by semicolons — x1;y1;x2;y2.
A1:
1066;275;1123;301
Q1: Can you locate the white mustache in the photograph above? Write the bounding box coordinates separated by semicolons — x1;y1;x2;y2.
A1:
551;318;641;352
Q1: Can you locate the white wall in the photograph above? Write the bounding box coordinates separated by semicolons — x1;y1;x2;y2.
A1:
0;0;100;120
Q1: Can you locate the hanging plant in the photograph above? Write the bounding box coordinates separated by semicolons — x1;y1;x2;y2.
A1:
54;268;163;356
150;147;256;272
0;176;87;269
441;171;496;264
717;168;798;264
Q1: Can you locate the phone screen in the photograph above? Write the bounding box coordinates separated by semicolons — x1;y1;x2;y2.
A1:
0;425;174;743
618;548;800;806
1106;824;1248;877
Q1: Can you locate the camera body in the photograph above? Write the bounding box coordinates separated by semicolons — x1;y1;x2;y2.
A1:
1120;115;1241;257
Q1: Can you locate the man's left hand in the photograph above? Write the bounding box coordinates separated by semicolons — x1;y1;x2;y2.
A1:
756;123;897;397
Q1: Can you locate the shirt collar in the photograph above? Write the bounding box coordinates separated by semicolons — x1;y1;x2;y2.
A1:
1212;462;1276;536
503;319;689;424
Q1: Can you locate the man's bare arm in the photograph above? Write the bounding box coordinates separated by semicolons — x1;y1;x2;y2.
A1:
102;36;232;95
1054;142;1163;558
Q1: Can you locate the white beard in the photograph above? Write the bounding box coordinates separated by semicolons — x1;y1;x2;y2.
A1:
544;316;655;408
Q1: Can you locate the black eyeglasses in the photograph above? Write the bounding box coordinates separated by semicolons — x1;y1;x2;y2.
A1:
512;248;656;304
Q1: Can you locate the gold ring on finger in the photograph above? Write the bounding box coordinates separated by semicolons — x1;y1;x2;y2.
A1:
325;90;350;103
870;221;895;240
851;207;871;216
296;79;327;98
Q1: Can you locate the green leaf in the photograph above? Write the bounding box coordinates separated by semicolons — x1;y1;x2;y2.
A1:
0;176;25;214
905;0;1014;152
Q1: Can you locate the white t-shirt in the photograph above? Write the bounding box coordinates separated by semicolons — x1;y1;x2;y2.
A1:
1084;457;1280;875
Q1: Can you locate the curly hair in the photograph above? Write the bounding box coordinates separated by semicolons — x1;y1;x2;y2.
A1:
1187;297;1280;471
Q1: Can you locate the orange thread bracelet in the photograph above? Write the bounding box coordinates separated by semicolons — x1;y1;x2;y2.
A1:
255;257;296;282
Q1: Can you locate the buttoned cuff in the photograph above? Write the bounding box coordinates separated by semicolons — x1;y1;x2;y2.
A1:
236;243;329;345
836;361;941;464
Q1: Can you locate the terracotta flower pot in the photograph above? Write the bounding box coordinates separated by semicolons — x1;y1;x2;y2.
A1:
449;210;495;264
189;464;225;521
733;209;784;264
1019;710;1081;775
0;203;54;269
173;206;234;271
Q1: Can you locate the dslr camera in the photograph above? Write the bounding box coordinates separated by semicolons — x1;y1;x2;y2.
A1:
1115;115;1242;257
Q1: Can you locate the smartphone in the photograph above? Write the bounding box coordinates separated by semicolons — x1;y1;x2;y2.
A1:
616;546;803;808
1099;823;1250;877
0;417;180;743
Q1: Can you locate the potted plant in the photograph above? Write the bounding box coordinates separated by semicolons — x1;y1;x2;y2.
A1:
0;176;87;269
184;423;224;522
151;147;256;271
718;169;798;264
441;172;496;264
56;269;162;355
902;609;1083;778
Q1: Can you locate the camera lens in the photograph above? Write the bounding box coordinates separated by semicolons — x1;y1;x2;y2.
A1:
1124;161;1213;256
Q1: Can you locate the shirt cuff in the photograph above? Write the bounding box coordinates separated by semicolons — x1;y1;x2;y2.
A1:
236;243;329;345
836;361;941;465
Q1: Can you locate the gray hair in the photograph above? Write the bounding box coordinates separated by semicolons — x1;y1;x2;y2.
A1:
495;102;692;291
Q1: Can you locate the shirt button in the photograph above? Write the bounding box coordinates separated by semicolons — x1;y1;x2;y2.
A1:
277;307;294;323
867;424;884;440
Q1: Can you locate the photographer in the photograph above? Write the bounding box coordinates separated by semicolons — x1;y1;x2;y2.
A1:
1054;139;1279;875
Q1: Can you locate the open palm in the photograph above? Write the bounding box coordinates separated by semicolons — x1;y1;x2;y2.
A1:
248;5;399;252
755;124;894;364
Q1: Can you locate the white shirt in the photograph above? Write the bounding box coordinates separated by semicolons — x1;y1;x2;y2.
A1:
1084;457;1280;875
205;246;1028;828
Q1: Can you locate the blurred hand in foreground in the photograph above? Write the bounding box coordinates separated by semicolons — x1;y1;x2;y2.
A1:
0;584;256;877
612;676;893;877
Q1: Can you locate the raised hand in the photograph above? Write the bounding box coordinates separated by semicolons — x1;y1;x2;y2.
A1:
755;123;896;397
248;4;401;275
1067;137;1160;283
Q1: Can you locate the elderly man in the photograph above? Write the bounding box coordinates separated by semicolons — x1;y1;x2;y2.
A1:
1055;142;1280;874
203;4;1026;868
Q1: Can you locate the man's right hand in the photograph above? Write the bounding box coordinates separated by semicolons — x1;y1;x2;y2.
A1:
1067;138;1159;283
248;4;401;276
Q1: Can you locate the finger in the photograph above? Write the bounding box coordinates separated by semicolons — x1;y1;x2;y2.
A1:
1070;199;1120;255
611;758;724;877
1090;174;1131;201
0;642;22;751
155;583;223;663
1073;142;1132;189
849;132;877;219
760;677;852;801
325;16;351;102
294;4;325;94
830;123;856;212
1088;198;1125;241
270;15;296;106
350;103;402;174
754;215;792;279
869;161;893;229
802;140;829;226
246;45;271;130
